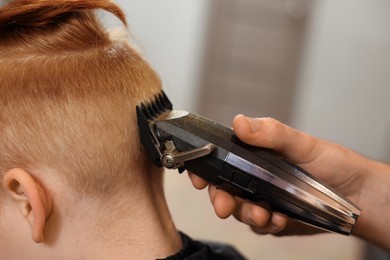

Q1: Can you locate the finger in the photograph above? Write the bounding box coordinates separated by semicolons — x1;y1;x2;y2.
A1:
232;115;320;163
269;213;288;233
208;185;237;219
188;172;209;190
250;212;288;235
233;201;272;228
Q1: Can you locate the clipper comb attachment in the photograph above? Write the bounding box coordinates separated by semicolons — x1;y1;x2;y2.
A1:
139;91;173;121
136;91;173;166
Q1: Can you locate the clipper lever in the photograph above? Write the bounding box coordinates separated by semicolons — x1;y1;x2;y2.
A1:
161;141;216;169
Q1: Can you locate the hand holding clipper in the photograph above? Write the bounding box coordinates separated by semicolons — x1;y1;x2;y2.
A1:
136;91;360;235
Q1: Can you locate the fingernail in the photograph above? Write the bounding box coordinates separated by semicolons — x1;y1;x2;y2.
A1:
246;117;260;133
270;224;282;234
247;211;255;225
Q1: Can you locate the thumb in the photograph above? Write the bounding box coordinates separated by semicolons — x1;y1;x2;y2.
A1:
232;114;320;163
232;114;259;134
232;114;278;149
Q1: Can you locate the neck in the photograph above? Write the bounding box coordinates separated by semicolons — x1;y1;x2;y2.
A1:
45;169;182;259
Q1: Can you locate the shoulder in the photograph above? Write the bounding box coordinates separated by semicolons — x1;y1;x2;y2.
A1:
163;232;247;260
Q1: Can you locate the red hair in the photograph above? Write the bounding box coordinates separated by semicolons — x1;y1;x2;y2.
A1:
0;0;162;198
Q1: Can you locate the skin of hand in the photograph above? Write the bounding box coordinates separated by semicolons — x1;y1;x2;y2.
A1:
189;114;390;251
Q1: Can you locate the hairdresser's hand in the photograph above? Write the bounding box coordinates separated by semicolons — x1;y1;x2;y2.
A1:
190;114;390;243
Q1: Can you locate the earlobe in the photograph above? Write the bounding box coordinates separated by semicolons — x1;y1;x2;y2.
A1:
2;168;52;243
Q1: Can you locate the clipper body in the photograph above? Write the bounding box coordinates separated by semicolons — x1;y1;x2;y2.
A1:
136;92;360;235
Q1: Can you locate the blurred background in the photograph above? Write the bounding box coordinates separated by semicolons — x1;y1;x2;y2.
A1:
115;0;390;259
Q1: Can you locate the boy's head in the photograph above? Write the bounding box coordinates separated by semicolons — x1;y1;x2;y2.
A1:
0;2;186;258
0;0;162;200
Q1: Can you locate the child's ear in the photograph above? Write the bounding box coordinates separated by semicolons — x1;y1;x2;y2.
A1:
2;168;52;243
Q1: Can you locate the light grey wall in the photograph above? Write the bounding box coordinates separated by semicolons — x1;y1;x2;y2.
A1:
115;0;211;112
115;0;390;163
292;0;390;162
105;1;389;258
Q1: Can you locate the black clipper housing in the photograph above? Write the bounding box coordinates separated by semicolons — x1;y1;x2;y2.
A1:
136;91;360;235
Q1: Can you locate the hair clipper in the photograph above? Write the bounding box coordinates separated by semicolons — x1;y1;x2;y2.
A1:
136;91;360;235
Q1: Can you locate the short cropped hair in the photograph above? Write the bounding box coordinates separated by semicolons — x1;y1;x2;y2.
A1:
0;0;162;198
